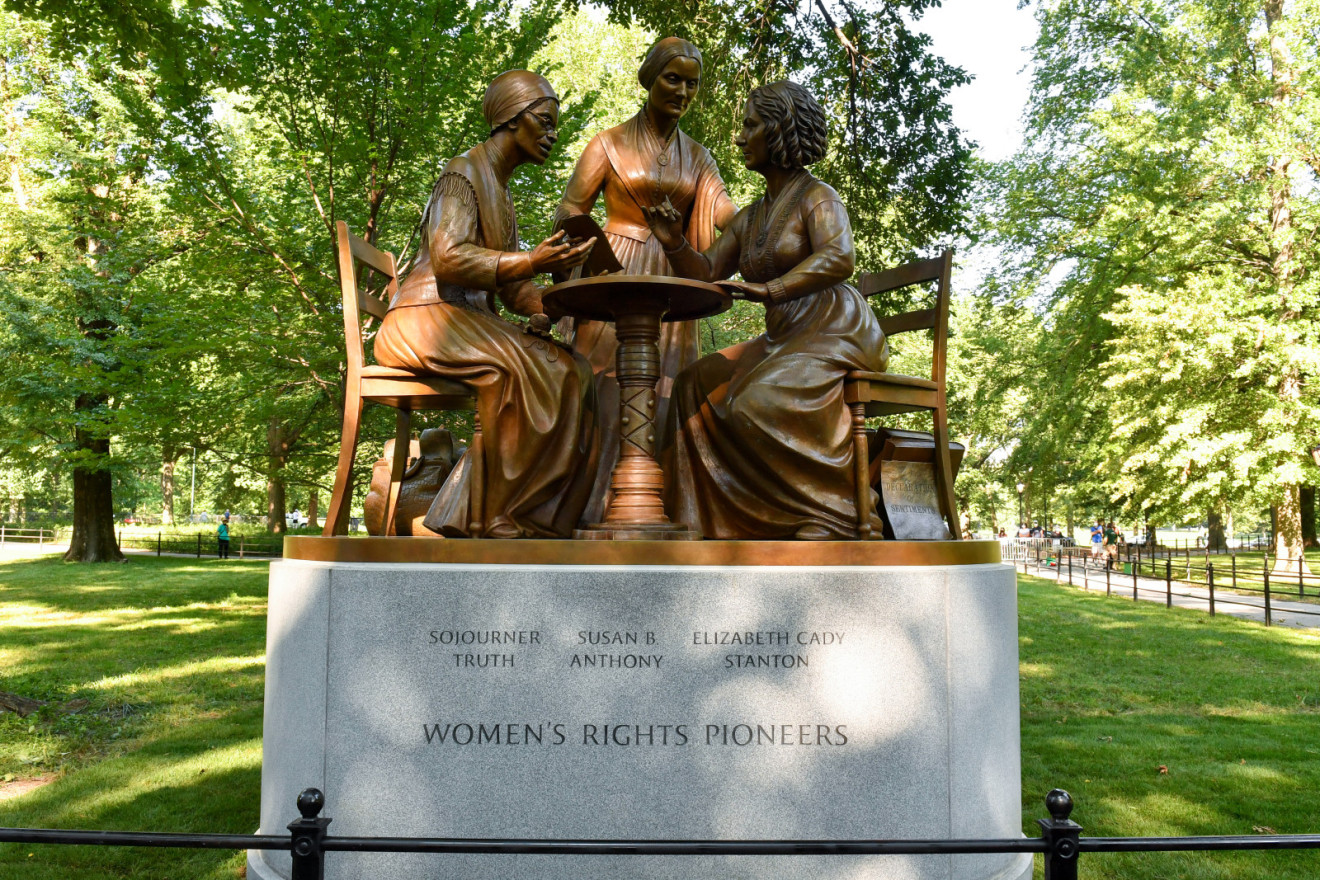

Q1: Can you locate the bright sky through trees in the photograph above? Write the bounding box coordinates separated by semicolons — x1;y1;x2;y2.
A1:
910;0;1038;161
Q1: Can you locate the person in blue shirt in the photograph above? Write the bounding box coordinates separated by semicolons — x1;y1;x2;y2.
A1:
217;516;230;559
1089;519;1105;563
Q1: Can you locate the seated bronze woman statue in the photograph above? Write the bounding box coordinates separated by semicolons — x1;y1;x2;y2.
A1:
374;70;598;539
644;81;888;540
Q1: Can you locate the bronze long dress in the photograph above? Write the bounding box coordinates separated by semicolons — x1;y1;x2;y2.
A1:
556;112;735;522
374;143;597;538
663;173;887;539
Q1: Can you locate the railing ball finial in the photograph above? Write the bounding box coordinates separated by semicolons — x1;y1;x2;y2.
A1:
1045;788;1073;822
297;788;326;819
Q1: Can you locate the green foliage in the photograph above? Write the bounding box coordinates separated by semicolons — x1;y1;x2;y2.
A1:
979;0;1320;540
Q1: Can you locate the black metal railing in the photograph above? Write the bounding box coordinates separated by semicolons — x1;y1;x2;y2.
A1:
115;529;285;559
1014;540;1320;626
3;788;1320;879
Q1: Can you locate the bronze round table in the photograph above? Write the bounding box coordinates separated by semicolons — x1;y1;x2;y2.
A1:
544;275;731;540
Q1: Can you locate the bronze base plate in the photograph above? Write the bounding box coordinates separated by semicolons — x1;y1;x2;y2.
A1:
285;537;1000;567
573;522;702;541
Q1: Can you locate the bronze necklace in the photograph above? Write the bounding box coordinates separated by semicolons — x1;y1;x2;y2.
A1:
643;106;678;168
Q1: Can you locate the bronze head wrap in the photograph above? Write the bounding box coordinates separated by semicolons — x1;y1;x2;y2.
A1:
482;70;558;131
637;37;702;89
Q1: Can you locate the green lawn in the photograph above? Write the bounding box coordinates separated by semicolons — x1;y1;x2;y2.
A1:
0;556;266;879
1;557;1317;878
1018;573;1320;878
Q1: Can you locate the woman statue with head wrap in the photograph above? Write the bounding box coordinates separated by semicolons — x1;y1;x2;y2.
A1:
644;81;889;540
555;36;737;524
374;70;599;539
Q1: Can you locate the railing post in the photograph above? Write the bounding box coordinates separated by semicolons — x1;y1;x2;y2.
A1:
1298;554;1304;599
1038;789;1082;880
1231;554;1237;590
1263;565;1272;627
1165;558;1172;608
1067;552;1073;586
289;788;330;880
157;531;162;556
1105;562;1111;598
197;533;202;558
1207;562;1215;617
1132;548;1138;601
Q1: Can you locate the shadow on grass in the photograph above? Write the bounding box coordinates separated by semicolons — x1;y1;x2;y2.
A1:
1018;574;1320;880
0;556;270;879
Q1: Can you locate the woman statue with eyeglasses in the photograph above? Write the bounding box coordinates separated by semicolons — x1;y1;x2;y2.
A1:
555;37;737;524
644;81;888;540
375;70;599;539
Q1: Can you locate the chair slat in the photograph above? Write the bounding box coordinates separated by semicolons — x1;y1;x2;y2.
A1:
347;233;397;278
856;255;946;297
357;291;388;320
878;308;938;337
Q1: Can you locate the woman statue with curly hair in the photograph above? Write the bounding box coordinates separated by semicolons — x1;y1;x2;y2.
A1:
644;81;888;539
555;36;736;525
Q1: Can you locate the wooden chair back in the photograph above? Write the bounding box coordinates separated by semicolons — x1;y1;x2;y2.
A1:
336;220;399;378
856;249;953;389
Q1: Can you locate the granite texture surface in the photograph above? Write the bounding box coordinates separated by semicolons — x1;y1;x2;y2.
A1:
249;561;1028;880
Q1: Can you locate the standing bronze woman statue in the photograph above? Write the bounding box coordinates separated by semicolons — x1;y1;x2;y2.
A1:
374;70;599;538
556;36;736;524
645;81;888;540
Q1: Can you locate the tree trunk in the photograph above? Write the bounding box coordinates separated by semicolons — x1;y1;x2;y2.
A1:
266;417;288;535
64;407;124;563
160;446;178;526
1301;485;1316;548
1207;509;1227;552
1272;484;1310;575
308;490;319;530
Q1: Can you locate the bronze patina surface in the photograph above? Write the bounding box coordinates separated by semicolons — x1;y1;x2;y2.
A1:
554;37;737;526
285;536;1000;566
545;275;730;539
642;81;891;541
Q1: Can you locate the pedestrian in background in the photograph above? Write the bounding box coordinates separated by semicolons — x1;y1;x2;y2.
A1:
217;516;231;559
1104;520;1120;569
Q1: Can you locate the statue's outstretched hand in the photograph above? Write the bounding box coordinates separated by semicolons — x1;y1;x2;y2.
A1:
530;230;595;275
642;198;685;252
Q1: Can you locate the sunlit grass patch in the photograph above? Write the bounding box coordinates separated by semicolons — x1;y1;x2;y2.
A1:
1018;574;1320;878
0;555;268;878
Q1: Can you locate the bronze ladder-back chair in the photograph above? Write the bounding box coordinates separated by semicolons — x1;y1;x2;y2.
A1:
845;248;958;540
323;220;484;537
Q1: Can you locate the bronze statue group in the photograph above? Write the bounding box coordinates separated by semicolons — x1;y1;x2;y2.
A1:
376;38;888;540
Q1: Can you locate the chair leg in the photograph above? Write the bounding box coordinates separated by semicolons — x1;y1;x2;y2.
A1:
467;413;485;537
933;407;959;540
323;389;364;537
850;400;872;539
384;409;411;538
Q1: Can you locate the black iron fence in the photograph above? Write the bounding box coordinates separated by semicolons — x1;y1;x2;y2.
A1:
115;529;285;559
3;788;1319;879
1012;540;1320;626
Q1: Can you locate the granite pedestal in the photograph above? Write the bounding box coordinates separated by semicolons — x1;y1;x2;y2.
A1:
249;540;1028;880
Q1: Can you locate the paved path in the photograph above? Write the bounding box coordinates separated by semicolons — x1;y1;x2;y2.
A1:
1017;558;1320;630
